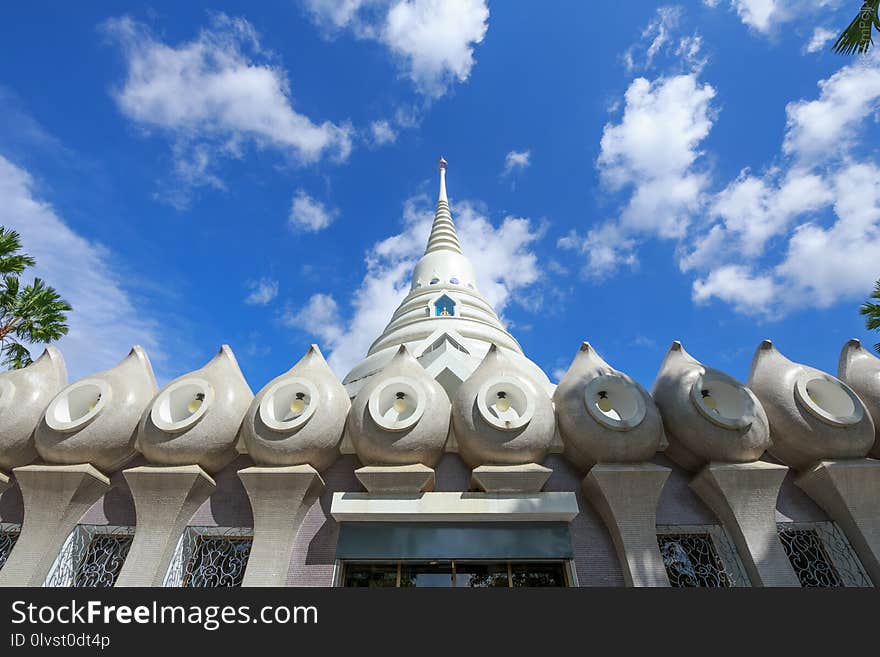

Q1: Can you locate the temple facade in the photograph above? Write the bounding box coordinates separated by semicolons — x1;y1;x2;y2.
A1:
1;158;879;588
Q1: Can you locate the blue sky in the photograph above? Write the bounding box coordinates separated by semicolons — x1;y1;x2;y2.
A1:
1;0;879;393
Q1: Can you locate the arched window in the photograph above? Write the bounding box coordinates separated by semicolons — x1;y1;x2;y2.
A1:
429;278;440;285
434;294;456;317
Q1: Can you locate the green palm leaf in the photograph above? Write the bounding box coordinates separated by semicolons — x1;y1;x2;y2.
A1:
1;342;33;370
0;226;72;369
860;280;880;354
0;228;35;275
832;1;880;55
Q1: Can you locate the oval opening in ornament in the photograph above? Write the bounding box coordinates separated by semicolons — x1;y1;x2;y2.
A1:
151;378;213;433
368;376;426;432
260;377;318;431
45;379;109;432
690;376;753;430
584;375;646;430
477;377;534;431
795;375;863;427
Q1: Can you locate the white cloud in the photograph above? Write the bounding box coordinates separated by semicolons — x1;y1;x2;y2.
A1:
104;14;352;202
774;162;880;307
624;6;706;73
286;194;544;376
692;162;880;315
369;119;397;145
564;10;880;319
708;1;844;34
687;55;880;315
692;265;780;315
624;6;683;72
0;155;163;380
783;55;880;162
304;0;489;98
384;0;489;97
244;277;279;305
805;26;837;52
502;149;531;176
701;167;832;259
599;75;715;196
289;190;338;232
562;71;716;278
558;223;638;280
731;0;779;32
304;0;376;29
283;292;345;345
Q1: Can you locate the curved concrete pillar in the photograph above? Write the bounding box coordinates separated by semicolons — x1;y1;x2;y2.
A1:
582;463;671;587
795;459;880;586
0;464;110;587
115;465;216;587
690;462;799;586
238;466;324;587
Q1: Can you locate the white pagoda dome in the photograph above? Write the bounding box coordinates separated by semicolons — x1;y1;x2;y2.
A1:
342;157;553;399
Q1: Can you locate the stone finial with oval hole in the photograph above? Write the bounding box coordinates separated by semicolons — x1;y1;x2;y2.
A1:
0;346;67;472
554;342;664;471
347;345;450;467
651;341;770;472
838;338;880;459
138;345;253;474
240;344;349;470
747;340;874;470
35;346;157;473
452;344;555;468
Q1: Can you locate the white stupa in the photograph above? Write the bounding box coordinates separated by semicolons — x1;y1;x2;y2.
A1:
342;157;553;399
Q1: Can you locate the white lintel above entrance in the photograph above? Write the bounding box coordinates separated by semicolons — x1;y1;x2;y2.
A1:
330;491;579;522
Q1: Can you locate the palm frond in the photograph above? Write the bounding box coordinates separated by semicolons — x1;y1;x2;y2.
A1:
10;278;71;343
1;341;33;370
832;1;880;55
0;228;35;274
863;279;880;355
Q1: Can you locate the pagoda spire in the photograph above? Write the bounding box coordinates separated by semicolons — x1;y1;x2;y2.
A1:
424;156;463;255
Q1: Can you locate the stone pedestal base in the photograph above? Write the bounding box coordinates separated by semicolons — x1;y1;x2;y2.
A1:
115;465;216;587
0;464;110;587
238;465;324;587
690;461;799;587
795;459;880;586
355;465;434;494
582;462;670;587
471;463;552;493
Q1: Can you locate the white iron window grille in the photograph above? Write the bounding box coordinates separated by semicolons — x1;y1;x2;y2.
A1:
656;524;749;587
164;526;253;588
44;525;134;587
0;523;21;571
777;521;870;588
